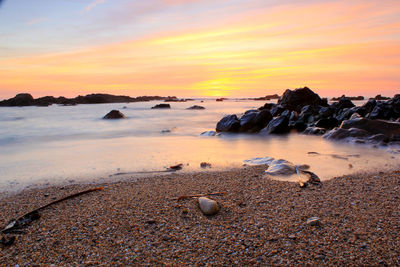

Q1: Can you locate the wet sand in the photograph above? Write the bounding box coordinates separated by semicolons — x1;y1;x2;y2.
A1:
1;166;399;265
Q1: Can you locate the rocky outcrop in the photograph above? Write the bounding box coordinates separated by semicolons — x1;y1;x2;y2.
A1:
103;110;126;119
212;87;399;145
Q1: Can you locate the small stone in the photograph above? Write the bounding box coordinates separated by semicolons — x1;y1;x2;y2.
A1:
200;162;211;168
181;208;189;214
146;219;157;224
198;197;219;215
306;217;321;226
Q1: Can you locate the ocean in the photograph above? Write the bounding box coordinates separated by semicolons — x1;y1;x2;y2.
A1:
0;99;398;191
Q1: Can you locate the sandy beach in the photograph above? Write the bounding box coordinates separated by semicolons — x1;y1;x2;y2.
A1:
1;166;399;265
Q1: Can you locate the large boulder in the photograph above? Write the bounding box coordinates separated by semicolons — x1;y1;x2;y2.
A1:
239;109;273;132
340;118;400;138
103;110;126;119
216;115;240;132
278;87;327;112
260;115;290;134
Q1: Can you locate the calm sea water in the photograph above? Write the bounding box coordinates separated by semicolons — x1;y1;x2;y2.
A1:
0;99;398;191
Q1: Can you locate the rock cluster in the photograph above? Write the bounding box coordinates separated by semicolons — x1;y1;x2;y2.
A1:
215;87;400;145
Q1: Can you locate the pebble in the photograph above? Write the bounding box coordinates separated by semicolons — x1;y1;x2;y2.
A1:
198;197;219;215
306;217;321;226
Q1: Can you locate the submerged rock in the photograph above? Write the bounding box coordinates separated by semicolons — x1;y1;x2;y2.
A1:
187;105;205;110
151;103;171;109
198;197;219;215
103;110;126;119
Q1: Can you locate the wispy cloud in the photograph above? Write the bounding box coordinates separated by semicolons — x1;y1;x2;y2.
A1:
27;17;48;26
84;0;106;13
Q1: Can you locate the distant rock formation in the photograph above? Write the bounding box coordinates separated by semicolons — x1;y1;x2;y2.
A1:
0;93;168;107
331;95;364;101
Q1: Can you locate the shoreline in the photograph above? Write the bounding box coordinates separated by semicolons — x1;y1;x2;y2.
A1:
1;166;399;265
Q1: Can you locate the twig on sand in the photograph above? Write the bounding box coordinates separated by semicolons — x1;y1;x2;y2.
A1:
171;192;227;201
1;187;103;235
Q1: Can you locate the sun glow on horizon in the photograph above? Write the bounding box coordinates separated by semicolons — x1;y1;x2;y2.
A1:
0;0;400;99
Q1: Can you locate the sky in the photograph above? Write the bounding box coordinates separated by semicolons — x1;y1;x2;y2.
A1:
0;0;399;99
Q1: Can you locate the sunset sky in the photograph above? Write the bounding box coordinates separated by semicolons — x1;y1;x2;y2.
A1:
0;0;399;99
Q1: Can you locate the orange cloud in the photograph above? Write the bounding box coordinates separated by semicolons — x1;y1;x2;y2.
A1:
1;0;400;98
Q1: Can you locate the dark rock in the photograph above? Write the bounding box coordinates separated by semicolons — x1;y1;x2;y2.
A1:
239;111;258;132
186;105;205;110
331;95;364;101
260;103;275;111
290;120;307;132
270;105;286;117
200;162;212;168
216;115;240;132
353;107;367;117
323;127;371;140
0;93;34;106
103;110;126;119
336;107;357;122
362;99;376;114
260;115;290;134
340;118;400;138
336;97;355;110
281;109;291;117
151;104;171;109
315;117;338;129
278;87;327;112
368;103;393;120
289;111;298;122
319;106;334;118
303;127;326;135
253;110;273;130
374;94;390;100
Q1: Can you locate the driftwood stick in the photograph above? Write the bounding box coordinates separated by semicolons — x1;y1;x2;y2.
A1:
172;192;227;201
2;187;103;234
